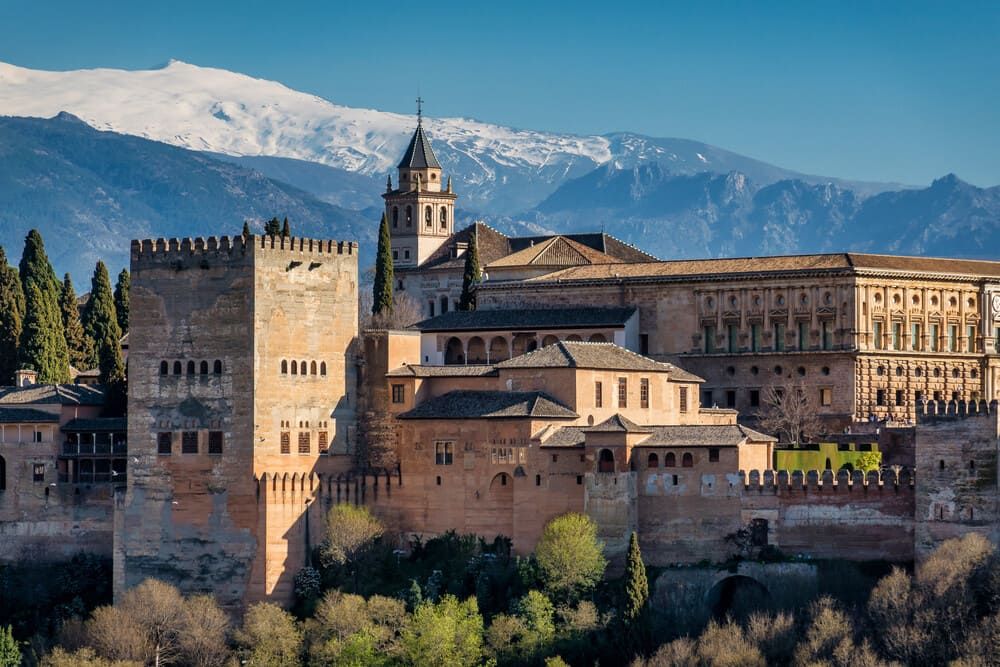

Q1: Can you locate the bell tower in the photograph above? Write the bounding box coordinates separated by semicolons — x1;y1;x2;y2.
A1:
383;98;457;268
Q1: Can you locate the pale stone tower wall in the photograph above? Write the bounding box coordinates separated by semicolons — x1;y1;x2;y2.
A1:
117;234;358;608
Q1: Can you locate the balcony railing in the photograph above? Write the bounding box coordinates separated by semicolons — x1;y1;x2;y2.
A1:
62;441;127;456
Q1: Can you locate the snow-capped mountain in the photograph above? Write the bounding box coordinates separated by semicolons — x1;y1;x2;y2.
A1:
0;60;898;214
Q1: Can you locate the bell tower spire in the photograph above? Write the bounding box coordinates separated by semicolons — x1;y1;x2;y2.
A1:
381;99;458;269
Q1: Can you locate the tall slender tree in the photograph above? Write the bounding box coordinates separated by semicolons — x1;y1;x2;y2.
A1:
623;531;649;623
114;268;130;334
264;217;281;236
372;213;394;318
281;217;291;238
60;273;92;369
242;221;251;238
18;230;69;383
458;232;481;311
82;262;126;414
0;247;24;385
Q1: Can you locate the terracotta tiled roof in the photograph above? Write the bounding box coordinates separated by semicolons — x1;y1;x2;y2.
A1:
398;390;578;420
539;426;587;447
585;414;652;433
385;365;499;378
415;307;636;332
0;407;60;423
496;341;703;381
638;424;777;446
509;233;655;262
486;236;619;269
523;252;1000;284
0;384;106;406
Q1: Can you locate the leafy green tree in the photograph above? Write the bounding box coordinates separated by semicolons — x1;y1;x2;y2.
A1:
113;269;130;334
458;232;481;311
322;503;384;591
281;217;290;238
535;513;607;602
60;273;92;369
855;451;882;473
401;595;486;667
623;532;649;624
264;217;281;236
0;625;20;667
516;589;556;649
18;229;70;382
234;602;302;667
0;247;24;385
372;213;394;318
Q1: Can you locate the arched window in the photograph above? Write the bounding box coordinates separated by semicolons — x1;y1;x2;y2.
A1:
310;361;317;375
440;207;447;228
213;360;222;374
541;335;559;347
467;337;487;364
682;452;694;468
173;361;182;375
281;360;288;374
200;361;208;375
186;361;195;375
648;453;659;468
320;362;327;376
291;360;298;375
598;448;615;473
301;361;307;375
405;205;412;226
665;452;676;467
588;333;608;343
0;454;6;491
425;205;432;227
160;361;168;375
392;207;399;227
444;337;465;365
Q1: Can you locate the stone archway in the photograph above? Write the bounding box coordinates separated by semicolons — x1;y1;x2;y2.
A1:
467;337;487;364
542;335;560;347
588;333;608;343
489;336;510;363
598;448;615;473
705;575;770;621
444;337;465;365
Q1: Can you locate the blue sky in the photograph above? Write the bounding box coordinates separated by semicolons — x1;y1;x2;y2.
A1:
2;0;998;186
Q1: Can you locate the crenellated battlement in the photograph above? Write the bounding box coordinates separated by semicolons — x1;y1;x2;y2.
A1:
916;399;1000;423
254;468;401;505
739;467;915;493
131;234;357;268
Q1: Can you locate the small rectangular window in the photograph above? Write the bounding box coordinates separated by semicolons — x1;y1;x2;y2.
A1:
181;431;198;454
618;378;627;408
157;432;172;455
679;386;688;413
896;390;905;407
640;378;649;408
911;323;921;351
392;250;398;260
931;323;940;351
33;463;44;482
298;432;310;454
640;334;649;355
876;389;886;406
798;322;809;351
32;430;43;443
404;249;410;260
873;321;883;350
749;390;760;408
725;390;736;409
702;390;713;408
576;475;583;485
435;441;454;465
728;324;738;353
280;432;290;455
318;431;329;453
709;448;720;462
820;388;832;407
773;323;785;352
892;322;902;350
208;431;223;455
821;320;833;350
595;381;603;408
751;323;761;352
704;325;716;353
949;325;958;352
967;325;977;352
391;384;405;404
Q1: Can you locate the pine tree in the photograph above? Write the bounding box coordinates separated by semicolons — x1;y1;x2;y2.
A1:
264;217;281;236
458;232;481;311
242;221;251;238
0;624;21;667
60;273;92;369
82;262;126;414
114;268;130;334
281;217;291;238
0;247;24;385
18;230;69;383
623;531;648;624
372;213;394;318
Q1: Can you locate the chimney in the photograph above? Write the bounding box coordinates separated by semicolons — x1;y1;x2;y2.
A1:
15;369;38;387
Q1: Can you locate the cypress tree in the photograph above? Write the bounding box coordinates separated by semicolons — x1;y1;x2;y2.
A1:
281;217;291;238
0;625;21;667
0;247;24;385
82;262;126;414
114;268;130;334
242;221;251;238
458;232;481;311
623;531;648;624
60;273;92;369
18;230;69;383
264;217;281;236
372;212;394;318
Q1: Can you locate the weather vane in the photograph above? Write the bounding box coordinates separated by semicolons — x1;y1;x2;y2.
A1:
416;95;424;123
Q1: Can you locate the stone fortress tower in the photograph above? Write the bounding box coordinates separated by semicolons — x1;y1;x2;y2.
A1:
116;234;358;608
382;99;457;269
